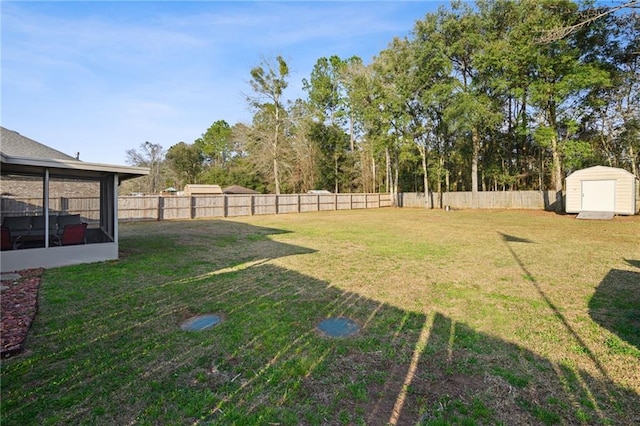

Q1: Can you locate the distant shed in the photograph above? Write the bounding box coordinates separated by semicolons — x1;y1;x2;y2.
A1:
222;185;259;194
565;166;638;215
183;184;222;196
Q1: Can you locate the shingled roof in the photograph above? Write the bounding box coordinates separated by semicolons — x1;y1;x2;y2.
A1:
222;185;259;194
1;126;148;181
0;127;76;161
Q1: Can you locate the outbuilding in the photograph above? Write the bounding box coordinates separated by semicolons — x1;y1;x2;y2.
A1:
565;166;638;215
183;184;222;196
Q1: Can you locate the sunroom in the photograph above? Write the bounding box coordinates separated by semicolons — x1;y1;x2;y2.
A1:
1;127;148;273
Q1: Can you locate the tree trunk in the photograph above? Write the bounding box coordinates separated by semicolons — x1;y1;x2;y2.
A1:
446;168;450;198
471;127;480;208
334;155;339;193
273;105;281;194
437;155;444;209
419;145;429;208
349;114;355;152
628;143;638;178
273;155;280;194
372;157;376;193
551;133;562;192
385;148;391;194
393;155;399;207
539;149;544;191
548;101;563;192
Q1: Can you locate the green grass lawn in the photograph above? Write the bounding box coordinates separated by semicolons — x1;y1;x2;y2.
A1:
1;208;639;425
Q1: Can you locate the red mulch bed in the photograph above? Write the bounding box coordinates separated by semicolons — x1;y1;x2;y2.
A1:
1;268;44;358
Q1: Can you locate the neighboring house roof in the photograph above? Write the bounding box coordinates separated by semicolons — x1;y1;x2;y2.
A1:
0;127;148;181
1;127;76;161
222;185;259;194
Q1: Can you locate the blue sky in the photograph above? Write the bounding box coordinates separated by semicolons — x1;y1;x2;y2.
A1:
2;1;446;165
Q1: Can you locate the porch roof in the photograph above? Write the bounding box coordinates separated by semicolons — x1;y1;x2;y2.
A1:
0;127;148;181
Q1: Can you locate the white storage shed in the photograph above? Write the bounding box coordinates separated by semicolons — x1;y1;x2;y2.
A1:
565;166;638;215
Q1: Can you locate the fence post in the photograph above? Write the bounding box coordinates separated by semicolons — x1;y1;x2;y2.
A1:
297;194;301;213
157;196;164;221
190;196;195;219
61;197;69;214
250;195;254;216
223;194;228;217
275;195;279;215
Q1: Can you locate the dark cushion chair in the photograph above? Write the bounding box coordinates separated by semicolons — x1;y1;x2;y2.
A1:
51;222;87;246
1;226;22;250
1;216;32;238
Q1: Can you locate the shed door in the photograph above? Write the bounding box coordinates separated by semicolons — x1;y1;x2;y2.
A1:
581;180;615;211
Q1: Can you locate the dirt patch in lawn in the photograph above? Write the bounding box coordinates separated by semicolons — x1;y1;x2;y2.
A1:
1;268;44;358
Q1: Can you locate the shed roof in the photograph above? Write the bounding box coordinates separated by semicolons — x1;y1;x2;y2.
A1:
567;165;637;179
0;127;148;181
222;185;259;194
184;184;223;194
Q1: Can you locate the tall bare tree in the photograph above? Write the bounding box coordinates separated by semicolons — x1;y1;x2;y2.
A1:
245;56;290;194
125;141;165;194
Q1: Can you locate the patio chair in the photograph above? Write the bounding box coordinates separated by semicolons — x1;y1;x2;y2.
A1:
1;226;22;250
1;216;32;238
55;214;81;237
51;222;87;246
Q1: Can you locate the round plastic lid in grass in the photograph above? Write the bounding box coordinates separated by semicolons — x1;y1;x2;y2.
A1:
180;314;222;331
317;317;360;338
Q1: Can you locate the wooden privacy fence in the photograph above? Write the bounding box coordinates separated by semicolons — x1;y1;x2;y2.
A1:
1;190;577;221
398;190;565;211
2;193;393;222
0;196;102;221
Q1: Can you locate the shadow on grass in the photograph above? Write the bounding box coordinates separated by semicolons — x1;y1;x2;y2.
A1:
497;232;535;244
542;190;566;214
0;221;637;425
624;258;640;269
498;231;611;377
589;260;640;351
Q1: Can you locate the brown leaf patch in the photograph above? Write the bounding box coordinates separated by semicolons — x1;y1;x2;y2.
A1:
1;268;44;358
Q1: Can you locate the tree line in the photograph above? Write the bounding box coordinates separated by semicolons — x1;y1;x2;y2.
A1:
124;0;639;206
